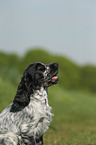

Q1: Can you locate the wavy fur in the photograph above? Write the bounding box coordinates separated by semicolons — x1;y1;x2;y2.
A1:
0;62;59;145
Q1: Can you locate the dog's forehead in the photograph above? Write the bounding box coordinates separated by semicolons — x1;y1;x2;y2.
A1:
35;62;49;69
36;62;50;71
25;62;52;74
34;62;46;67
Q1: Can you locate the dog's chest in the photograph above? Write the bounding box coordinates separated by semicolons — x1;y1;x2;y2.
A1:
27;87;53;121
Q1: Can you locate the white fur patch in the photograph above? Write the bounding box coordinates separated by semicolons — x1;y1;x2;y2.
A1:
0;87;53;144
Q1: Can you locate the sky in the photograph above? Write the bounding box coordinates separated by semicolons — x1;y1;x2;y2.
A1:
0;0;96;65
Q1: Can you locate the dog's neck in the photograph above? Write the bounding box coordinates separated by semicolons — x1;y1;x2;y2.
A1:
29;87;53;122
30;87;48;103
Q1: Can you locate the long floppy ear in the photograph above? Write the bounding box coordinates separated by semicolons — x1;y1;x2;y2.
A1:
10;76;31;112
12;66;35;107
12;76;31;106
10;73;34;112
13;64;35;105
10;64;35;112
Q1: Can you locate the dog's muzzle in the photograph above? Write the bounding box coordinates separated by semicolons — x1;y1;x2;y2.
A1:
44;63;59;87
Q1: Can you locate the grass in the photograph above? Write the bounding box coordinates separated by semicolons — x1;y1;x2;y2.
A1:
0;79;96;144
44;86;96;145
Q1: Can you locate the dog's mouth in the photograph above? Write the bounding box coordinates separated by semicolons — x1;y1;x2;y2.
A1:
45;70;59;87
47;76;59;84
42;63;59;87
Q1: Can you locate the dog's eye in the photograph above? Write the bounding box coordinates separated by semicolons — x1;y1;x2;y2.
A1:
38;66;45;71
36;64;45;71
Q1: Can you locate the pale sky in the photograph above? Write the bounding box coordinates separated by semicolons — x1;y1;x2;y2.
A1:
0;0;96;65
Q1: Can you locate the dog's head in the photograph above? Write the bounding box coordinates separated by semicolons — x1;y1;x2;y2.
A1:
12;62;59;108
23;62;59;89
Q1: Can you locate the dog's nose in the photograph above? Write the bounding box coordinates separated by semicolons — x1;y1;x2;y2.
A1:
53;63;59;68
49;63;59;71
51;63;59;68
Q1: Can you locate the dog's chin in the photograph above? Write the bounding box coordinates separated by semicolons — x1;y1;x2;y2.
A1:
44;75;59;87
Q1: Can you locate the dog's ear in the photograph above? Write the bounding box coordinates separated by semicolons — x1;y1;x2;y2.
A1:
10;73;34;112
12;75;31;107
12;64;35;107
11;63;44;110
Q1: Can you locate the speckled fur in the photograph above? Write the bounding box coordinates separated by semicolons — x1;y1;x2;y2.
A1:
0;87;53;144
0;62;59;145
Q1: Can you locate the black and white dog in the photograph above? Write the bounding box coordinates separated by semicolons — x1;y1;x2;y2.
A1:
0;62;59;145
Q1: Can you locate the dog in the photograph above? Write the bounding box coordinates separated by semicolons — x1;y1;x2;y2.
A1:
0;62;59;145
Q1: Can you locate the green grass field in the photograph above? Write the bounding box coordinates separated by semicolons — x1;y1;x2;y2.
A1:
0;78;96;145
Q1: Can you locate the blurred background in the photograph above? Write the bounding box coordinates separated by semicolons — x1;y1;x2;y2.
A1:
0;0;96;144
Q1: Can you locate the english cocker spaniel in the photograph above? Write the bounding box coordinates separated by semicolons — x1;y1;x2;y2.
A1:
0;62;59;145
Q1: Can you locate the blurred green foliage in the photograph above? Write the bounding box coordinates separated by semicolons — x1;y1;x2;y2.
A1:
81;65;96;92
0;52;21;86
0;48;96;144
0;48;96;92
